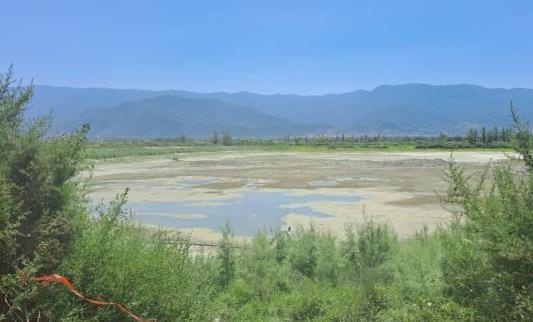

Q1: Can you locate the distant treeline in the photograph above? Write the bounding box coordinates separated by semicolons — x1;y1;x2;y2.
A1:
90;126;515;150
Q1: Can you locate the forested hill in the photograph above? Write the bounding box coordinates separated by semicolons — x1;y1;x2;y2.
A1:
30;84;533;138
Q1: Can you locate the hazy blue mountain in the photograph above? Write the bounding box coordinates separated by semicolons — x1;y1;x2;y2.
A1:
29;85;159;117
51;95;312;138
32;84;533;138
187;84;533;134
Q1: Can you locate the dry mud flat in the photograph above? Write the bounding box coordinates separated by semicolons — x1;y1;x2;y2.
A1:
90;151;509;241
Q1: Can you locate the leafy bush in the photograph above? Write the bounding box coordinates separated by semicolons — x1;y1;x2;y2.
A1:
315;232;339;284
52;191;216;321
0;67;90;320
216;222;235;288
441;103;533;320
288;226;319;278
356;220;398;270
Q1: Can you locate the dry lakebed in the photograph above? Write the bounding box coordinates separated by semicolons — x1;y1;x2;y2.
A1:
89;150;509;241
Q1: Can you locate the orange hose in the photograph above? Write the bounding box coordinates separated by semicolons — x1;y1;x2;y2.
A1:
33;274;154;321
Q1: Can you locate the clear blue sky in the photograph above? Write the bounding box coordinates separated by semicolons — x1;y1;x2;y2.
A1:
2;0;532;94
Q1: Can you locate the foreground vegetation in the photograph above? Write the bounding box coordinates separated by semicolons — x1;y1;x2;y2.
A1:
1;70;532;321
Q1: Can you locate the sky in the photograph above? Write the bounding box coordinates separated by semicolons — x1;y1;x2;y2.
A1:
2;1;532;94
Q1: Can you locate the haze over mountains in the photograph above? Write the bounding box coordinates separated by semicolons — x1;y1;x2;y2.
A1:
29;84;533;138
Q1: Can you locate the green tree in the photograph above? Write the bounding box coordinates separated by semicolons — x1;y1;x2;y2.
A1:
222;130;232;146
356;220;397;270
0;67;90;320
442;102;533;319
481;126;487;143
510;101;533;171
217;222;235;288
466;128;479;144
438;132;448;145
288;227;318;278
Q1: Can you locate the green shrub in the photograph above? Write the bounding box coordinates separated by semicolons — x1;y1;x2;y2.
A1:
279;280;330;320
216;222;235;288
357;220;398;270
0;67;89;320
237;232;289;301
442;163;533;319
315;232;339;284
340;220;398;277
53;191;216;321
441;103;533;320
288;226;319;278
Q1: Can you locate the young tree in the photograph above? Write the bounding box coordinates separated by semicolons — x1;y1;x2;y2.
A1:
0;67;90;319
491;126;499;143
442;101;533;319
438;132;448;144
217;222;235;288
212;131;219;145
222;129;232;146
466;128;479;144
481;126;487;143
510;101;533;171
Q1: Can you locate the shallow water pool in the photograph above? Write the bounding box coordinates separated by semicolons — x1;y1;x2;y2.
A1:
129;189;360;235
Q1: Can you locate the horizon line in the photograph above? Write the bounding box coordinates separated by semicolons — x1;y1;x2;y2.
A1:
33;82;533;97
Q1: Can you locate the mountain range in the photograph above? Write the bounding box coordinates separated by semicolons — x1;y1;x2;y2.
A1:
28;84;533;138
